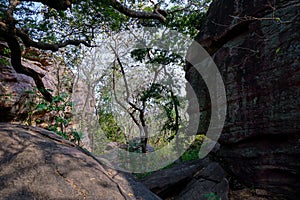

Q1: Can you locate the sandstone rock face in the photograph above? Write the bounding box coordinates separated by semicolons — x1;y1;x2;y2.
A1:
0;42;92;150
0;63;36;121
0;49;56;122
0;123;161;200
0;44;66;124
186;0;300;199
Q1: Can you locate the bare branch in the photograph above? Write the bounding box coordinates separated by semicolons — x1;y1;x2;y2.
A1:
16;29;95;51
112;60;140;128
110;45;130;100
109;44;144;114
170;90;179;135
152;66;164;85
110;46;149;145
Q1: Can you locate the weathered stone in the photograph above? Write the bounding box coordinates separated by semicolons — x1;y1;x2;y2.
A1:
0;63;36;121
186;0;300;199
0;46;59;123
141;158;211;199
175;162;229;200
229;188;271;200
105;141;119;151
0;123;161;200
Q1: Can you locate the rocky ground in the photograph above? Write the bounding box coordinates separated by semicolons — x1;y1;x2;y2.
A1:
1;122;278;200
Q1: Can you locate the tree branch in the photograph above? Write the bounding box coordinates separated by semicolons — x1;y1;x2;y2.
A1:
110;45;130;100
0;27;53;102
7;0;20;18
16;29;95;51
21;0;167;22
21;0;71;11
1;34;52;102
1;0;168;103
112;60;140;128
109;0;167;23
109;44;143;112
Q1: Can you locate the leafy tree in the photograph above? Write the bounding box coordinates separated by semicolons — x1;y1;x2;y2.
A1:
1;0;211;151
79;28;190;153
97;86;127;142
0;0;210;99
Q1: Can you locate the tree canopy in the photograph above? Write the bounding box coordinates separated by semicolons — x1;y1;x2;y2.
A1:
0;0;210;101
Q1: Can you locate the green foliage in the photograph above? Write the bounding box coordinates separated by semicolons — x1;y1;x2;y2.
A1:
6;0;212;153
140;84;181;134
181;149;199;162
39;93;82;145
128;139;142;153
181;134;205;161
203;192;221;200
25;87;83;145
96;83;126;144
275;47;281;54
98;110;125;143
133;156;178;179
2;48;11;56
0;57;10;66
166;7;207;37
0;47;11;66
12;0;129;45
133;171;152;180
131;48;183;65
6;0;212;52
70;128;84;145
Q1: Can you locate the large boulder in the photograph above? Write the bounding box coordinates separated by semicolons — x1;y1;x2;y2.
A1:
175;162;229;200
0;123;161;200
141;158;229;200
186;0;300;199
141;158;211;199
